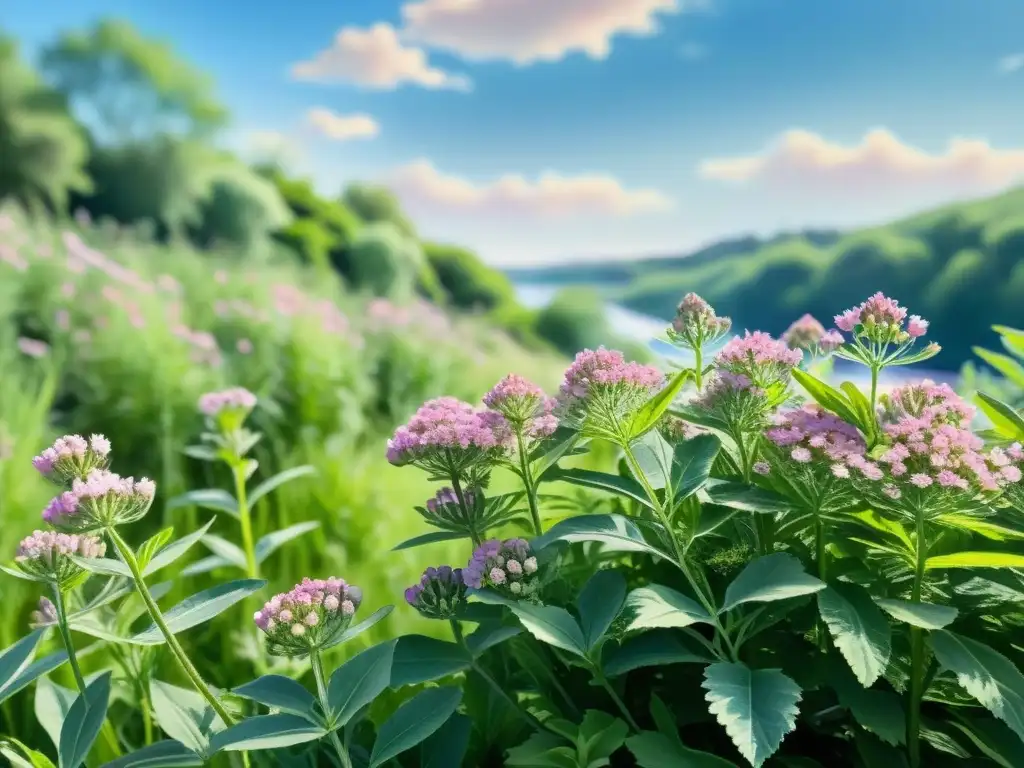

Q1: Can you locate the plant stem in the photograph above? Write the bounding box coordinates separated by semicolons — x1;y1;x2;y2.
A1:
814;515;829;651
451;475;482;547
869;363;881;416
516;431;544;536
595;671;640;732
107;528;236;727
232;461;258;579
907;511;928;768
52;585;88;697
694;348;703;391
312;652;353;768
141;689;154;746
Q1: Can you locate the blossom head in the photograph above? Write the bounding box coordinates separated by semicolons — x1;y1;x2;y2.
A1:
404;566;467;620
42;469;156;532
15;530;105;587
668;293;732;351
420;486;482;532
464;538;539;601
253;577;362;657
833;293;936;354
386;397;506;478
198;387;257;432
782;315;845;360
878;380;973;429
32;434;111;484
717;331;803;389
483;375;560;439
29;597;57;629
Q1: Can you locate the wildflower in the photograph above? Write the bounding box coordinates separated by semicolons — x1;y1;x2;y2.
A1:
405;566;467;620
464;539;539;601
782;315;845;359
878;380;972;429
753;460;771;475
15;530;105;586
717;331;803;389
483;375;560;439
42;469;156;532
833;292;940;365
236;338;253;354
254;577;362;657
198;387;257;432
420;486;480;531
33;434;111;484
17;337;49;359
667;293;732;351
29;597;58;629
387;397;506;479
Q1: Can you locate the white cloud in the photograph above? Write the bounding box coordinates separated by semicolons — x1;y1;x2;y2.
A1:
384;159;672;219
401;0;700;65
291;23;471;90
998;53;1024;73
699;128;1024;195
306;109;380;141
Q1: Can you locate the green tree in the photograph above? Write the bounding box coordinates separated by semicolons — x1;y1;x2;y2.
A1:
192;162;293;249
535;287;609;357
342;183;416;237
347;221;423;299
423;242;516;311
0;36;91;212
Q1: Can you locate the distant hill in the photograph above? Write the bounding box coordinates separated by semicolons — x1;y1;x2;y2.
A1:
506;189;1024;371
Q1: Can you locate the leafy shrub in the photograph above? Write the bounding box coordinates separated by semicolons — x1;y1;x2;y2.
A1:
346;222;424;300
534;287;609;357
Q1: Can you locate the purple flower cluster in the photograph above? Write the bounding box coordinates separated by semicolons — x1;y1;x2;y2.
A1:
717;331;803;387
42;469;156;531
464;538;539;600
555;348;664;434
834;292;930;345
15;530;106;584
386;397;506;473
254;577;361;656
782;315;844;359
198;387;257;420
483;374;559;439
668;293;732;350
878;380;973;428
32;434;111;484
405;565;466;619
29;597;57;629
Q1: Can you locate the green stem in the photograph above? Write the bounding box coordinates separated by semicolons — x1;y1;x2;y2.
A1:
869;363;881;416
595;671;640;733
814;515;829;651
100;719;122;758
141;689;154;746
52;585;88;697
516;431;544;536
312;652;352;768
451;475;481;547
907;511;928;768
107;528;237;727
232;461;258;579
694;348;703;391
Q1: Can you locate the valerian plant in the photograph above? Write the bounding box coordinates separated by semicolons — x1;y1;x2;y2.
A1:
5;293;1024;768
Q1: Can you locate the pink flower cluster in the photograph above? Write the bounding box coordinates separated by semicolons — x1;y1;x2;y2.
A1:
483;374;559;439
669;293;732;349
717;331;803;385
33;434;111;482
253;577;361;656
556;348;664;430
387;397;505;467
878;380;973;428
42;469;156;530
16;530;106;583
463;538;539;599
782;315;844;357
765;406;866;475
198;387;257;419
835;292;928;342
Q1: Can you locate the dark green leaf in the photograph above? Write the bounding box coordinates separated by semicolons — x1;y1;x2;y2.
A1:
327;640;397;725
368;686;462;768
816;583;891;687
627;731;737;767
577;570;627;652
703;482;792;515
545;468;655;509
391;531;465;552
232;675;318;721
465;623;521;658
672;434;722;501
504;732;575;768
0;629;46;703
603;630;710;677
58;671;111;768
132;579;266;644
320;605;393;651
507;602;587;658
102;741;204;768
721;553;824;613
210;714;326;752
420;712;471;768
532;514;671;562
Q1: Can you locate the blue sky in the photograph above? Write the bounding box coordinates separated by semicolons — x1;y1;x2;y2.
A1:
7;0;1024;265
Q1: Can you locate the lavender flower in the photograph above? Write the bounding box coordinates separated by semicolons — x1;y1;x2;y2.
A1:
253;577;362;657
15;530;106;585
405;566;466;620
387;397;506;478
42;469;156;532
464;538;539;601
483;375;560;440
782;315;845;360
419;486;481;532
33;434;111;484
667;293;732;351
717;331;803;389
29;597;58;629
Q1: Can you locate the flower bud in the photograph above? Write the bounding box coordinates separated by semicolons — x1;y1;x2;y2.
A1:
405;566;466;620
254;577;362;657
32;434;111;484
15;530;105;586
42;469;155;532
29;597;57;629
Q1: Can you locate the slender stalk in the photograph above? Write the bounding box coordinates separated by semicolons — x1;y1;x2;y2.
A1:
907;510;928;768
107;528;236;726
595;671;640;732
100;720;122;757
52;585;88;697
869;362;881;416
814;515;829;651
694;348;704;391
140;688;154;746
232;461;258;579
312;652;353;768
516;430;544;536
451;475;481;547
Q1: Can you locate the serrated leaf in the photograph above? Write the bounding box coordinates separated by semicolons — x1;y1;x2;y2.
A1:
603;630;711;677
627;731;737;767
720;553;824;613
702;662;801;768
368;686;462;768
577;570;627;652
102;740;203;767
166;489;238;519
545;468;655;509
248;465;316;506
198;535;246;569
131;579;266;644
58;671;111;768
875;599;957;629
210;714;326;752
232;675;319;721
623;585;712;632
816;583;891;687
254;521;320;563
327;640;396;726
143;518;218;576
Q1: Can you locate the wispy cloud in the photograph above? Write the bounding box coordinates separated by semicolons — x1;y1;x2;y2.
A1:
306;109;380;141
998;53;1024;73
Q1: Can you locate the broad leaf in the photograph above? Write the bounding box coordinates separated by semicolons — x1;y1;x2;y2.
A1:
623;585;712;632
248;465;316;506
0;738;57;768
393;635;472;688
577;570;627;652
702;662;801;768
630;429;675;491
167;489;239;519
532;514;671;561
627;731;737;767
975;392;1024;441
629;370;691;439
545;468;655;509
577;709;630;763
368;686;462;768
505;602;587;658
143;519;218;576
532;426;583;481
35;678;76;749
254;521;320;563
603;630;711;677
929;630;1024;744
671;434;722;501
420;712;472;768
465;623;521;658
131;579;266;644
974;348;1024;390
816;583;891;687
505;732;575;767
58;671;111;768
198;535;246;569
320;604;393;651
232;675;319;721
703;482;792;515
103;741;203;767
149;680;224;756
210;714;326;752
926;551;1024;570
875;599;957;629
0;629;47;704
1;644;80;705
327;640;397;726
720;553;824;613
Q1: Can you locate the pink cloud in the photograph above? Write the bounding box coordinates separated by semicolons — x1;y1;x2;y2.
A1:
306;109;380;141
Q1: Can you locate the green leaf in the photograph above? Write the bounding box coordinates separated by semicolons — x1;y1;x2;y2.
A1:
137;528;175;572
627;731;737;767
506;602;588;658
703;482;792;515
623;585;712;632
875;599;957;629
505;732;576;768
630;429;675;491
947;714;1024;768
210;714;326;752
391;635;470;688
35;678;76;750
974;347;1024;389
166;489;238;519
102;741;203;767
143;518;218;576
0;563;47;583
183;445;220;462
926;551;1024;570
603;630;711;677
830;666;905;747
0;643;80;705
702;662;801;768
66;555;132;577
839;382;875;435
320;604;394;651
816;583;891;687
720;553;825;613
369;686;462;768
198;535;246;569
545;468;655;509
327;640;397;726
930;630;1024;744
232;675;319;721
0;738;57;768
672;434;722;501
975;392;1024;440
149;680;224;756
791;368;863;425
465;623;521;657
248;465;316;506
131;579;266;644
254;521;320;563
532;427;583;481
391;530;466;552
58;671;111;768
420;712;472;768
936;513;1024;541
577;570;627;652
629;370;691;439
532;514;671;561
0;629;46;703
578;709;630;763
